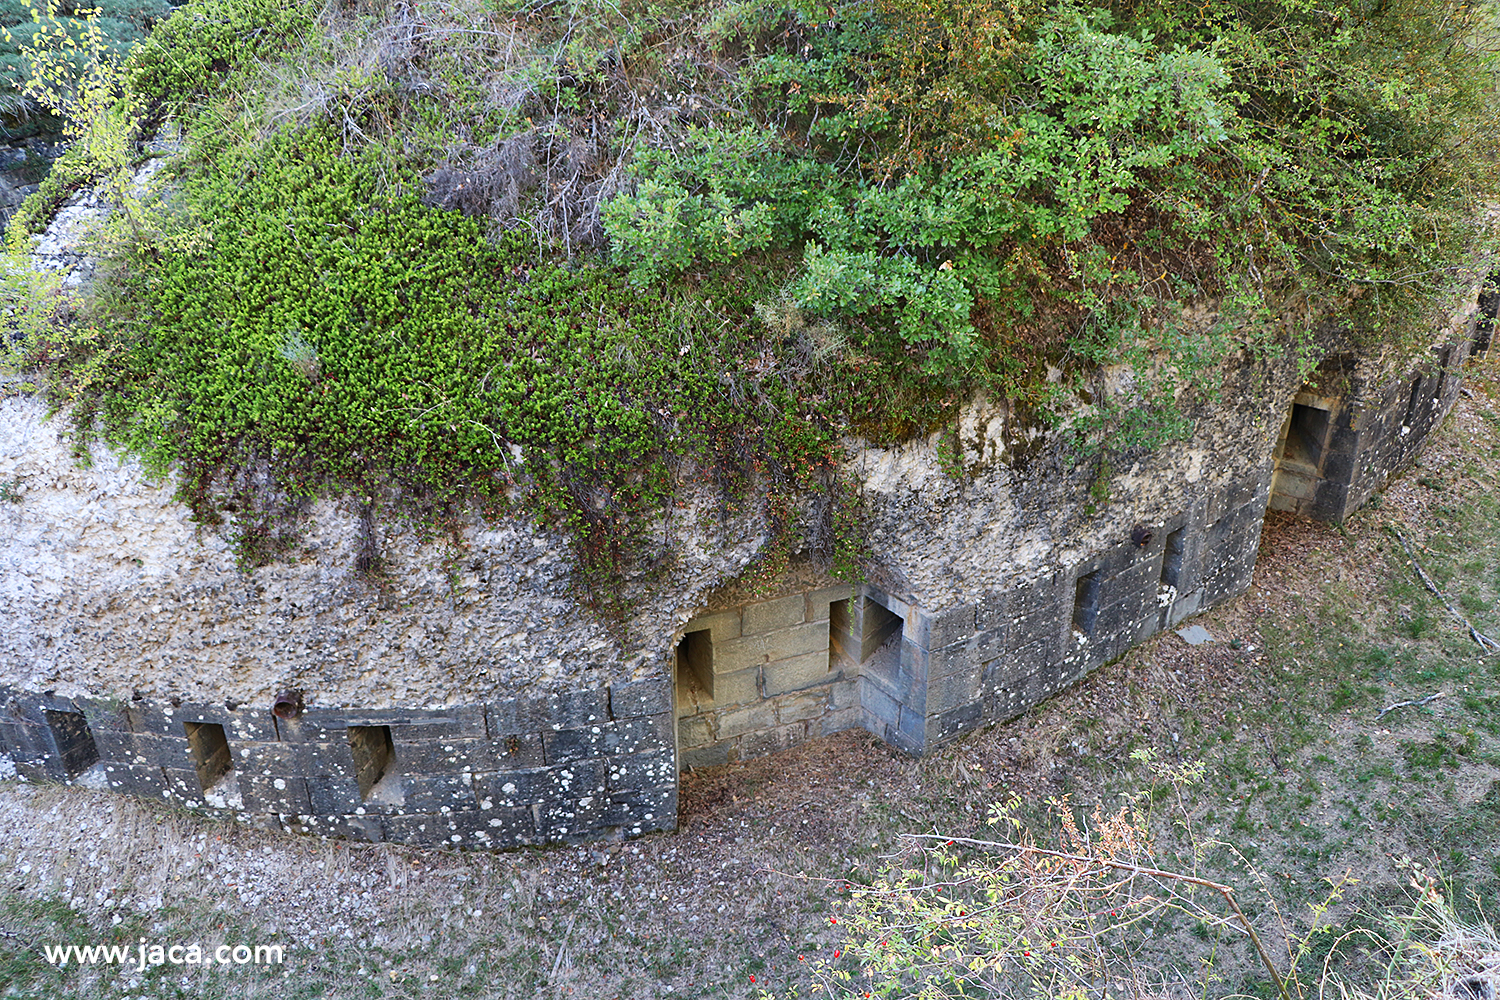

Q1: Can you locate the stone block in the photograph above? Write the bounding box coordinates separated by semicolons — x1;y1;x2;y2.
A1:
714;701;778;740
609;677;673;719
126;702;193;738
448;807;540;849
1009;631;1062;674
603;785;677;836
385;738;507;776
676;713;713;748
738;722;808;761
486;689;608;735
742;594;806;634
605;749;676;791
927;702;983;745
762;650;833;696
0;720;54;765
536;690;611;730
103;762;167;797
829;678;860;711
1007;576;1062;619
806;585;855;622
980;655;1026;696
679;743;729;769
894;708;926;755
478;760;606;808
161;767;217;809
285;813;385;844
12;759;56;783
382;813;456;847
682;610;741;643
1022;664;1066;707
1169;588;1204;626
819;706;863;736
911;605;976;651
401;773;478;813
713;620;828;674
490;732;546;767
1125;609;1157;645
89;727;139;764
775;687;831;726
926;640;976;680
1007;606;1062;653
234;741;355;778
240;774;313;815
306;775;366;816
711;667;760;707
273;714;349;744
538;795;609;843
122;732;194;770
927;663;982;715
860;682;902;729
541;713;673;764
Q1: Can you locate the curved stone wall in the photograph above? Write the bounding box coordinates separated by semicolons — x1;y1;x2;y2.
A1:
0;679;676;848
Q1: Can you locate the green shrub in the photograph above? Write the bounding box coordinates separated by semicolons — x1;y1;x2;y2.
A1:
40;126;853;586
127;0;315;111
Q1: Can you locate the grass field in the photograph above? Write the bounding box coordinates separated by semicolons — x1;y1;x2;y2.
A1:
3;362;1500;998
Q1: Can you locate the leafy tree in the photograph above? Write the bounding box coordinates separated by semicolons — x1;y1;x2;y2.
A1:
0;0;166;139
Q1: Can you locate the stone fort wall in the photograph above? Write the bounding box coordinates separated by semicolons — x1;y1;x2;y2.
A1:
0;279;1493;849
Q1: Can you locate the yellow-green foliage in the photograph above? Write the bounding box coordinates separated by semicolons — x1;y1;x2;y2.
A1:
15;0;1500;585
52;127;853;584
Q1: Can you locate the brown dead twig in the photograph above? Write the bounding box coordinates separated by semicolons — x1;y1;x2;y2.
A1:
900;833;1296;1000
1389;527;1500;653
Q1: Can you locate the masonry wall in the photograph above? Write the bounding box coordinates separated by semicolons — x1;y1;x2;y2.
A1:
1270;326;1475;521
0;679;676;848
674;586;862;768
851;471;1272;755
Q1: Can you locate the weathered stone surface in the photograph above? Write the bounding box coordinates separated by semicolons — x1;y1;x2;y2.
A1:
0;200;1483;847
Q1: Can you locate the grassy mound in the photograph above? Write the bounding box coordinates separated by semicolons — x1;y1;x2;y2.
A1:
7;0;1499;590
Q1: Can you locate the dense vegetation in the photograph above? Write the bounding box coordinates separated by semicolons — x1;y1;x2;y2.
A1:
4;0;1497;590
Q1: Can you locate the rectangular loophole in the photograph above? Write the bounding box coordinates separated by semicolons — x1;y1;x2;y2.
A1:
1474;277;1498;357
1160;527;1186;589
860;598;903;662
676;629;714;702
43;710;99;778
1403;374;1424;428
828;598;850;669
1283;403;1330;468
1072;571;1102;636
348;725;396;801
183;721;234;795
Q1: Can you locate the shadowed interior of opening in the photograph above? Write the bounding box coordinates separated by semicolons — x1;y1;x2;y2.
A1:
1160;527;1186;590
675;628;713;704
43;710;99;778
1073;570;1102;636
348;725;396;801
183;721;234;794
1281;403;1331;468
